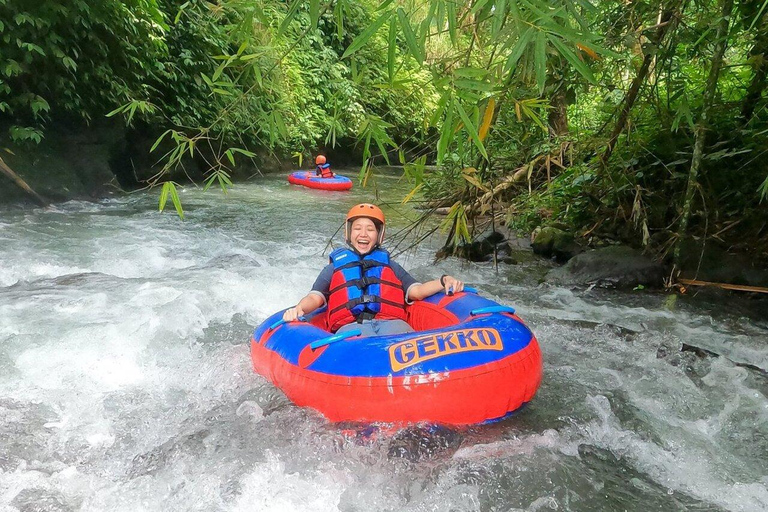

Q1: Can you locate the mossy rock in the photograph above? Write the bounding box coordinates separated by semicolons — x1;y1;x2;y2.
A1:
531;226;583;262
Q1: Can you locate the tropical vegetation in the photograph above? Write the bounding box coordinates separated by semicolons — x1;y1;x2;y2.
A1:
1;0;767;266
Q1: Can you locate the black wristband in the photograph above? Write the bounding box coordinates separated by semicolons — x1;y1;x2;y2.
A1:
440;275;448;287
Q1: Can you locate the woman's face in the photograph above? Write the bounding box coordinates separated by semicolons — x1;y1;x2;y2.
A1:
349;217;379;254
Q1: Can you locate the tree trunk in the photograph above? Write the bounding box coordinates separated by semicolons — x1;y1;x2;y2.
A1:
674;0;734;268
599;0;684;168
548;87;569;137
0;156;48;206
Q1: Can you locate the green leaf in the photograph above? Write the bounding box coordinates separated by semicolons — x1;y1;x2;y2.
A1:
334;0;345;40
30;95;49;115
436;97;454;165
174;1;189;24
387;18;397;83
159;182;170;212
310;0;320;27
169;183;184;220
492;0;507;37
212;61;227;81
62;56;76;71
534;30;547;94
150;130;172;152
397;8;423;64
470;0;492;16
278;0;302;36
759;174;768;202
232;147;257;158
341;10;391;59
454;78;495;92
446;1;457;45
456;102;488;160
454;67;489;79
504;27;535;73
548;35;596;84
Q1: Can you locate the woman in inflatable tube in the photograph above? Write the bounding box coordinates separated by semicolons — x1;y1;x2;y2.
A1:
250;204;542;425
287;155;353;191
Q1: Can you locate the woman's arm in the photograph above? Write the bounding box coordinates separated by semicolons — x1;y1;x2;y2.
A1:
407;275;464;301
282;293;325;321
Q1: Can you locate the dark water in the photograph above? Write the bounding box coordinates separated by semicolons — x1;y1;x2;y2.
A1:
1;169;766;511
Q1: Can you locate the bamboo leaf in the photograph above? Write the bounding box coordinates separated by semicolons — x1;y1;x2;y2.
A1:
397;7;423;64
310;0;320;28
169;182;184;220
454;67;489;78
549;35;596;84
212;61;227;82
492;0;507;37
456;102;488;160
463;171;489;192
159;182;170;212
470;0;492;16
278;0;302;36
447;1;457;45
504;27;535;73
150;130;173;153
535;30;547;94
479;97;496;141
454;78;495;92
436;98;455;165
335;0;345;40
759;174;768;202
232;147;257;158
387;19;397;82
342;11;391;59
401;183;423;204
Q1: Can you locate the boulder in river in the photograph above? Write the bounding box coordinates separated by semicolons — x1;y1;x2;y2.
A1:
531;226;583;262
546;245;665;288
444;230;520;264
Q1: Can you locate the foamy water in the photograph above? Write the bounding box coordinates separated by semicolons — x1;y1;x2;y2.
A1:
1;170;766;511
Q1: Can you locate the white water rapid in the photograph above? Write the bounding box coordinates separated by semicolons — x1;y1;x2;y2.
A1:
1;170;766;511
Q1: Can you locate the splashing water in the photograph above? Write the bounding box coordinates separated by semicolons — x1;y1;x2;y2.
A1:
1;170;766;511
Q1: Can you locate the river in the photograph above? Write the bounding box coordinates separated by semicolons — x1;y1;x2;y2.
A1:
1;169;766;511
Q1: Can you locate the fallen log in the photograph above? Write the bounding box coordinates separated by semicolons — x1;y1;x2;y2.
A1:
677;278;768;295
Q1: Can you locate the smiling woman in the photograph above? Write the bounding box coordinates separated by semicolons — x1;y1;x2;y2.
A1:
281;203;463;337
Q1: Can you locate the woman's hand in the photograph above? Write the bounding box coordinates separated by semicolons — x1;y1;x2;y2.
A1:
282;305;305;322
442;275;464;295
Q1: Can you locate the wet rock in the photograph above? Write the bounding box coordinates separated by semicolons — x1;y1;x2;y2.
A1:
531;227;583;262
546;245;665;288
448;230;518;264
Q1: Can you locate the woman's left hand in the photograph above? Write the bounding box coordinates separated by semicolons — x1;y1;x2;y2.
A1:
442;275;464;294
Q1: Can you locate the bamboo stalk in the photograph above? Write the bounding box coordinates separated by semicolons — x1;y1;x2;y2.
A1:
674;0;733;268
0;156;48;206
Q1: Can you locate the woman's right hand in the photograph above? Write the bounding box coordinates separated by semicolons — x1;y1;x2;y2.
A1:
282;305;304;322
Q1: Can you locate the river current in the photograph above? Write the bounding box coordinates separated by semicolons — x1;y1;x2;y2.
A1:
1;170;766;511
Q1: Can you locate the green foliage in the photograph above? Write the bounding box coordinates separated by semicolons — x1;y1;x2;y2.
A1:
0;0;168;141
